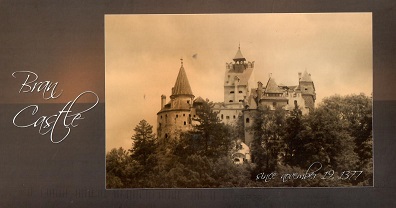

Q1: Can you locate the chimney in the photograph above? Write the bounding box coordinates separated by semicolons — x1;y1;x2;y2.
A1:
161;95;166;109
257;81;263;100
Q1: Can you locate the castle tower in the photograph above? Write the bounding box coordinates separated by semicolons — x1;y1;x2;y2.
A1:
215;45;255;126
223;45;255;106
157;59;195;141
299;70;316;111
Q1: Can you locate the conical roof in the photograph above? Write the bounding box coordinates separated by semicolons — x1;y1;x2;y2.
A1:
194;96;205;103
265;77;283;93
172;64;193;96
300;70;313;82
233;46;246;62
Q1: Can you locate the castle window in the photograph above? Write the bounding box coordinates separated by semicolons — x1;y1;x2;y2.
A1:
161;115;162;119
226;116;230;119
230;91;234;94
246;118;250;123
187;100;190;104
239;100;243;102
189;114;191;117
165;134;168;139
221;114;224;119
305;88;308;91
233;115;236;119
183;114;185;117
229;100;233;102
176;115;178;118
239;91;243;93
193;115;196;117
184;121;186;125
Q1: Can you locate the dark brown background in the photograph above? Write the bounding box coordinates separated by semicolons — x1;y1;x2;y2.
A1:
0;0;395;207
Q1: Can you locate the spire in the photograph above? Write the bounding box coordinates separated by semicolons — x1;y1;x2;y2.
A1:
233;44;246;62
171;60;193;97
300;70;313;82
265;77;283;93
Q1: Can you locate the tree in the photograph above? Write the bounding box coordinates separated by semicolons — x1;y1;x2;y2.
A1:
106;147;141;188
250;105;287;173
283;104;307;167
179;100;232;159
318;94;372;184
129;120;158;171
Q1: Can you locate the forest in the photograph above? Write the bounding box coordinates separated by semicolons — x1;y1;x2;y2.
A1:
106;93;372;188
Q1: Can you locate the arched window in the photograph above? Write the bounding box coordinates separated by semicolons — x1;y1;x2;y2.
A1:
246;118;250;123
184;121;186;125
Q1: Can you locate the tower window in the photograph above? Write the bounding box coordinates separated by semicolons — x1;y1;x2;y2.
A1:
176;115;178;118
229;100;234;102
221;114;224;119
230;91;235;94
187;100;190;104
239;91;243;93
161;115;162;119
184;121;186;125
183;114;185;117
305;88;308;91
246;118;250;123
233;115;236;119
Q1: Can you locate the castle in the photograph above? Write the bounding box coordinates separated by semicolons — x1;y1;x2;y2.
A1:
157;46;316;160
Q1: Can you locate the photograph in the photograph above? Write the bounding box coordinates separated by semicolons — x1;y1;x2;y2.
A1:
105;13;373;188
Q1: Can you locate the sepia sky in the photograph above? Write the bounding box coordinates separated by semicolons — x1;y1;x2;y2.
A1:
105;13;372;151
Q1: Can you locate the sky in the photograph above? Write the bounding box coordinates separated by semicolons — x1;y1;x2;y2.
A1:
105;13;372;151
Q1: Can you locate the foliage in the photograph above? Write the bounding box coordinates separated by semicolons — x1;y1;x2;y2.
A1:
129;119;158;171
183;100;233;159
250;106;287;173
106;94;373;188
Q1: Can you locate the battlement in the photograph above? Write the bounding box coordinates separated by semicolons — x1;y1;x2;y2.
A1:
226;61;255;70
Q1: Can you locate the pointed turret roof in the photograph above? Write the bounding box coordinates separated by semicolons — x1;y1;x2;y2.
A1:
300;70;313;82
265;77;283;93
233;45;246;62
171;60;193;96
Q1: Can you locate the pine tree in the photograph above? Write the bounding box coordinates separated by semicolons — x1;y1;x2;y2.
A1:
129;120;157;170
